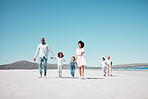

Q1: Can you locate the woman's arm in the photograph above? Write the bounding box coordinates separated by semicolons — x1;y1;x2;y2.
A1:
75;56;77;63
81;48;85;56
52;57;57;60
81;51;85;56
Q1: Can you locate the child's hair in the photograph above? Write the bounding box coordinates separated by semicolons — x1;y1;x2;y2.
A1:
78;41;85;48
102;57;105;60
58;52;64;58
72;56;75;60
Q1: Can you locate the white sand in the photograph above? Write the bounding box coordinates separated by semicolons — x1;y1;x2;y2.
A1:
0;69;148;99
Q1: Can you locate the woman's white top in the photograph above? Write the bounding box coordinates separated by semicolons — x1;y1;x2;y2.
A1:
76;48;87;67
101;61;107;68
54;57;66;66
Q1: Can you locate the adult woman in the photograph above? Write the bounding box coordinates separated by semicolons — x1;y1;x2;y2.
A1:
76;41;87;79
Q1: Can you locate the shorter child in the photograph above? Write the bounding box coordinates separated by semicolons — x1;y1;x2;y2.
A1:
52;52;66;78
69;56;77;79
101;57;108;76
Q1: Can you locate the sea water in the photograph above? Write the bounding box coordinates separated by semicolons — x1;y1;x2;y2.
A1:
90;67;148;71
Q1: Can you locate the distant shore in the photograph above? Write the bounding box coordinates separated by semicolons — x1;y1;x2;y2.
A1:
0;60;148;70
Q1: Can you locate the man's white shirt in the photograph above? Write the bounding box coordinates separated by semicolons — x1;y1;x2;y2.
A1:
34;43;53;59
106;59;112;66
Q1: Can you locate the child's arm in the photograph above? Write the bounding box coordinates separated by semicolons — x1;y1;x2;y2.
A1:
52;57;57;60
68;61;71;66
63;59;66;66
101;63;102;69
74;62;77;67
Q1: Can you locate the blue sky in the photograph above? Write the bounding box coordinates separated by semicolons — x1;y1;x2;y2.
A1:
0;0;148;66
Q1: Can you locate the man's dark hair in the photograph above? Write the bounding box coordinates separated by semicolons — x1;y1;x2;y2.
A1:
58;52;64;58
78;41;85;48
102;57;105;60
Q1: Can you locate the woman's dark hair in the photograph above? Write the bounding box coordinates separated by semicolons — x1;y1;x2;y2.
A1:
72;56;75;60
102;57;105;60
78;41;85;48
58;52;64;58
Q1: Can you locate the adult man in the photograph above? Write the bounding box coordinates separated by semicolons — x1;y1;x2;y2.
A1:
106;56;112;76
34;38;53;78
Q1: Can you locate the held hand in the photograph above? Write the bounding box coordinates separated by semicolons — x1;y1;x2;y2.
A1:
34;58;36;61
64;64;66;66
50;57;53;59
74;61;77;63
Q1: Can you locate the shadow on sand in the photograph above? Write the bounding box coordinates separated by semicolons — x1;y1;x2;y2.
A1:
44;75;120;79
46;77;106;80
86;77;105;79
109;75;120;77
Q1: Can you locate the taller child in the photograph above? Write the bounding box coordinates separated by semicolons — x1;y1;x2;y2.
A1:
34;38;53;78
76;41;87;79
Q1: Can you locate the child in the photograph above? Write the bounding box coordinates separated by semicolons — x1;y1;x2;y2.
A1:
52;52;66;78
69;56;77;79
101;57;108;76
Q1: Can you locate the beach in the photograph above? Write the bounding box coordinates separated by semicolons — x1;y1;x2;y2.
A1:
0;69;148;99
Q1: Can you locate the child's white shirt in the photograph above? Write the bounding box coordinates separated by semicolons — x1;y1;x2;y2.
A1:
101;61;107;68
55;57;66;66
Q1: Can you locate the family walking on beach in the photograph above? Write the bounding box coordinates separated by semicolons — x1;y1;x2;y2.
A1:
34;38;112;79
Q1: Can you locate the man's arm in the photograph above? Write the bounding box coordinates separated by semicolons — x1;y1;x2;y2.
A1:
34;45;40;61
47;44;53;59
105;62;109;66
111;62;112;66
